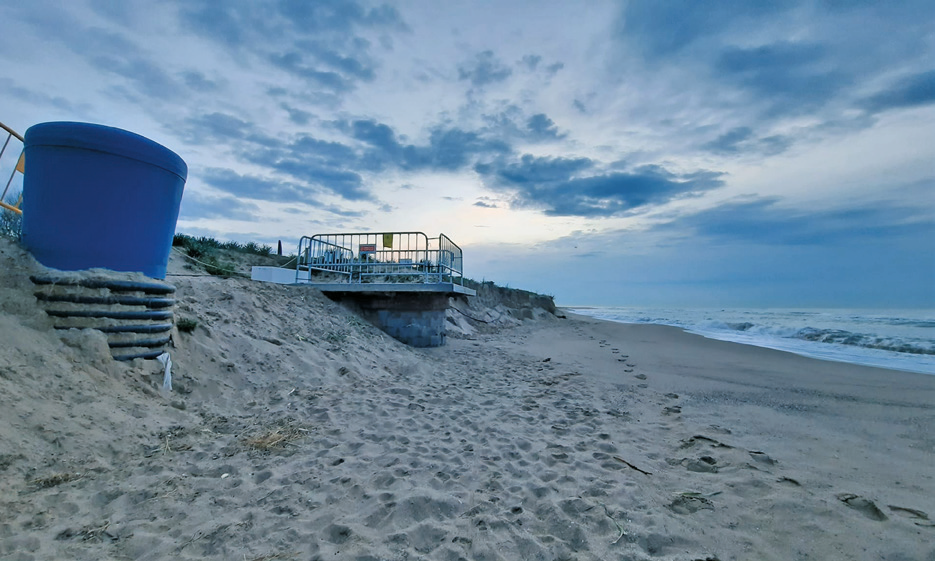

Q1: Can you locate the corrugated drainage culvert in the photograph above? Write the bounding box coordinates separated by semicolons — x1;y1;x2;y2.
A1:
31;275;176;360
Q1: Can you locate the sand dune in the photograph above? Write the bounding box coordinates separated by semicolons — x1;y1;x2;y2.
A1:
1;237;933;560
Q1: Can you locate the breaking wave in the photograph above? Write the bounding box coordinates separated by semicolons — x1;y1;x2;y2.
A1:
570;307;935;375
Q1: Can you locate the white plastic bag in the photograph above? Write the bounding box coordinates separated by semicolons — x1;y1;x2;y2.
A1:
157;352;172;393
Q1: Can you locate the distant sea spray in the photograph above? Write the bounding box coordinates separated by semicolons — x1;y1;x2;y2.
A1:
569;307;935;375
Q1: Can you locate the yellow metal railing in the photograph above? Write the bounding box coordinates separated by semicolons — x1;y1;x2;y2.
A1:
0;121;25;215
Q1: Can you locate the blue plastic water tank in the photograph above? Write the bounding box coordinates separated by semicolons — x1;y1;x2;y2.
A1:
22;122;187;279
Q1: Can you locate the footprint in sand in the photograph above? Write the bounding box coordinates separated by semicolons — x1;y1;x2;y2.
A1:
836;493;887;521
668;493;715;514
888;505;934;527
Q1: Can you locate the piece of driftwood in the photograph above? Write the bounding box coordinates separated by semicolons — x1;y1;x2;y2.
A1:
613;456;652;475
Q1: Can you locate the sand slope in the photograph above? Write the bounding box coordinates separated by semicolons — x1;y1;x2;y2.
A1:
1;237;933;560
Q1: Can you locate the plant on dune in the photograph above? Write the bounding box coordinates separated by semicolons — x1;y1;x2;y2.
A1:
0;191;22;240
201;255;237;278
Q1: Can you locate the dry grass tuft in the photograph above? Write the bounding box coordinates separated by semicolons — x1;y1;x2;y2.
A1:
244;553;298;561
242;426;307;451
31;472;82;489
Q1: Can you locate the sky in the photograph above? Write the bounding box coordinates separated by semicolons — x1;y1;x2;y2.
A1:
1;0;933;308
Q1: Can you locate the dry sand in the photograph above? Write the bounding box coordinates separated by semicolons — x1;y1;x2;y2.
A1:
1;236;933;560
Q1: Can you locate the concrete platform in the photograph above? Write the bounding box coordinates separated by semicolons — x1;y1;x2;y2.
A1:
308;282;475;296
251;267;475;296
251;266;476;346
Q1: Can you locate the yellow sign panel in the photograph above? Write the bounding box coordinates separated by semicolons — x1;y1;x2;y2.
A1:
383;233;393;248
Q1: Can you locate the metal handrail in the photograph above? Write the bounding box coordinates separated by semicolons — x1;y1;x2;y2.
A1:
296;231;464;285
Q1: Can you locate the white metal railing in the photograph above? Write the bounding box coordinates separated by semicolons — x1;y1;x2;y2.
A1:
296;231;464;285
0;121;24;215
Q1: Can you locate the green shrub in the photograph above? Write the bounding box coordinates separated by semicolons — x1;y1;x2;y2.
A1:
201;255;236;277
176;317;197;333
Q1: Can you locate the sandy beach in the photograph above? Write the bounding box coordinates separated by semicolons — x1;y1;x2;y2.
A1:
1;238;934;561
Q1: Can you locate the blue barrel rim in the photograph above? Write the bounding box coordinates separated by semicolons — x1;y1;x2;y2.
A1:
24;121;187;180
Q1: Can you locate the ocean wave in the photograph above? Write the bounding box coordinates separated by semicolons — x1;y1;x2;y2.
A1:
793;327;935;356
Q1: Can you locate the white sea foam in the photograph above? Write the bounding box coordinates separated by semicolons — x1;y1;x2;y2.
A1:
569;307;935;375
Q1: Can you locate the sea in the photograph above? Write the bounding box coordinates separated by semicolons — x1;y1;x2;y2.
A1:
567;307;935;375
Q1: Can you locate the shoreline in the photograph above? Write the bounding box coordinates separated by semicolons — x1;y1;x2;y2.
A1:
562;306;935;376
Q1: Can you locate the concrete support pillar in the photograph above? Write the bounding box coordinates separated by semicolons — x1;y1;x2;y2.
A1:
335;292;450;347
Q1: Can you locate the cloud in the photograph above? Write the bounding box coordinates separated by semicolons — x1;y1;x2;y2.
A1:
862;70;935;114
0;78;89;114
519;54;562;76
90;54;183;99
179;0;405;93
199;168;317;203
545;62;564;75
180;112;279;147
280;103;313;125
473;197;498;208
526;114;563;140
179;113;370;200
180;71;221;93
613;0;933;157
521;54;541;70
349;119;511;171
671;195;935;246
477;155;723;217
701;126;792;156
618;1;787;59
178;192;260;220
479;106;565;143
268;51;354;92
271;161;366;200
714;41;850;115
458;50;512;87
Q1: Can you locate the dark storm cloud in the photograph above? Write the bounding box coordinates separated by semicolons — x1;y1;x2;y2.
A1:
458;51;513;87
477;155;723;217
